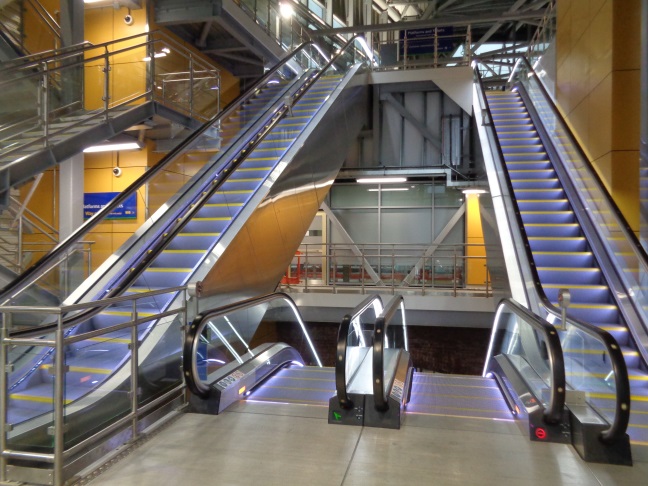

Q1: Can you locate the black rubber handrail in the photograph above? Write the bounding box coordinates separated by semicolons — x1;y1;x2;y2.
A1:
474;63;631;442
0;41;318;308
334;294;384;409
183;292;306;398
372;295;405;412
495;298;566;424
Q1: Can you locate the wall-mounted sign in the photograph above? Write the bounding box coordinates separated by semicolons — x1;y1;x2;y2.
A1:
84;192;137;220
399;26;455;56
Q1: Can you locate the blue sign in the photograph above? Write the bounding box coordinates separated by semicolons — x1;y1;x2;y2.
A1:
399;27;455;56
84;192;137;220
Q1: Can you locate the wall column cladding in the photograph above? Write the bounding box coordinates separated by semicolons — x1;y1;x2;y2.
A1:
556;0;641;232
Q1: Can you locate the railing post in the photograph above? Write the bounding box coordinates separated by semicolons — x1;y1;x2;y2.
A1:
42;61;49;144
53;312;65;486
361;244;365;295
391;244;395;295
0;313;9;483
453;248;457;297
332;253;337;294
304;247;309;292
103;47;110;121
130;299;139;440
421;255;426;296
17;217;23;273
434;28;439;68
189;54;194;119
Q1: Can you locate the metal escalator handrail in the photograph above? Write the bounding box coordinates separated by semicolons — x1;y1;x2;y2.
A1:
474;64;631;442
335;294;384;409
372;295;405;412
183;292;316;397
517;57;648;267
0;41;318;308
495;298;566;424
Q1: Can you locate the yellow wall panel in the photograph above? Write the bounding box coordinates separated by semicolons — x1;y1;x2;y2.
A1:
570;34;590;108
570;0;590;49
568;96;590;157
587;1;613;92
611;151;640;231
591;152;612;193
555;0;571;69
587;73;612;160
612;69;641;151
612;0;641;71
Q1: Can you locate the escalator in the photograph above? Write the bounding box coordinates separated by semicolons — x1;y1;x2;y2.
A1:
1;36;371;462
474;59;636;461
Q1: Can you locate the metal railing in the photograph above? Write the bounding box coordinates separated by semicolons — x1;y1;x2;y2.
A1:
0;0;61;56
280;242;492;296
0;30;221;159
0;286;189;486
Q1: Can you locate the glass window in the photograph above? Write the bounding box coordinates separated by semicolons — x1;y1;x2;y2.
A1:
381;184;433;207
331;185;379;208
433;185;463;207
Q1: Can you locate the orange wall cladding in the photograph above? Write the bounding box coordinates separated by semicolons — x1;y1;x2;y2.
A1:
555;0;641;232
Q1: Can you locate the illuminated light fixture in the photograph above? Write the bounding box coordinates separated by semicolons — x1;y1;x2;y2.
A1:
462;188;487;195
357;177;406;184
279;1;294;18
143;52;167;61
84;136;143;153
367;187;408;192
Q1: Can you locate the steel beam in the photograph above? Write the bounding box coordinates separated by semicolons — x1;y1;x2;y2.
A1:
381;93;441;152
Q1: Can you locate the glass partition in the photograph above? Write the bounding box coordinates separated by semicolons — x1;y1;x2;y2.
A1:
513;58;648;335
185;293;322;397
0;41;330;313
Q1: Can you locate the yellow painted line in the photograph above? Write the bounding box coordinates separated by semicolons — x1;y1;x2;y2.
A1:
530;236;583;240
87;336;131;344
41;364;112;374
244;157;277;161
226;178;263;182
537;267;599;272
177;232;220;236
103;310;155;317
10;394;74;405
600;325;627;332
510;178;558;182
567;303;617;310
525;223;579;227
192;217;231;221
203;203;244;207
519;198;568;202
163;250;205;254
277;122;307;128
520;211;573;215
266;130;300;136
253;147;289;152
237;167;272;172
533;251;590;255
543;283;606;289
145;268;192;273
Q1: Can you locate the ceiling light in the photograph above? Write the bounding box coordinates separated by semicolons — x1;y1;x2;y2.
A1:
84;142;142;153
367;187;409;192
462;188;487;195
279;2;294;18
357;177;407;184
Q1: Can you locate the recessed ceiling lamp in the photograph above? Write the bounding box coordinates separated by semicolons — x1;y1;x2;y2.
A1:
357;177;407;184
84;135;143;153
279;1;294;18
462;188;487;195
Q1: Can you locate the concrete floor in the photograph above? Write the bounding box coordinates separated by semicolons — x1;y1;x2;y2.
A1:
85;400;647;486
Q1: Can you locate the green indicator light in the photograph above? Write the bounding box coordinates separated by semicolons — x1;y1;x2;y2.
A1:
333;412;342;421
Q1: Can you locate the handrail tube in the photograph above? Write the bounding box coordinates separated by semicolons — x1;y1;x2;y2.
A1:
184;292;306;397
0;42;93;74
372;295;404;411
495;298;566;424
0;42;316;305
474;63;631;442
335;294;384;409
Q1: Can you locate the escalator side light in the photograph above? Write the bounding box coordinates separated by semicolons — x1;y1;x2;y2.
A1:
535;427;547;440
239;386;246;396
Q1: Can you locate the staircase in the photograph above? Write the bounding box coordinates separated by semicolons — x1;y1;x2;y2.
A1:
486;90;648;445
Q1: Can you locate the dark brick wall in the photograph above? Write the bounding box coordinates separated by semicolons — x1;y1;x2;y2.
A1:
272;321;491;375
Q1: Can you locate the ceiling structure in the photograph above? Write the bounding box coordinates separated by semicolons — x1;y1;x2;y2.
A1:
152;0;555;84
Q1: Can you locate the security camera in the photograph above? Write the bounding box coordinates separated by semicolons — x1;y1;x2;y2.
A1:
124;14;134;26
112;167;122;177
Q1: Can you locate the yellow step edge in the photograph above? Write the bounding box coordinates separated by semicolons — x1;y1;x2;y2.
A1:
525;223;579;227
244;157;277;161
145;268;192;273
536;267;599;272
511;178;558;182
529;236;584;240
237;167;272;172
87;336;131;344
41;364;112;374
520;211;573;215
203;203;244;207
218;190;253;194
177;233;221;237
565;303;617;310
163;250;205;254
10;394;74;405
192;217;231;221
226;178;263;182
518;199;568;203
533;251;591;255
